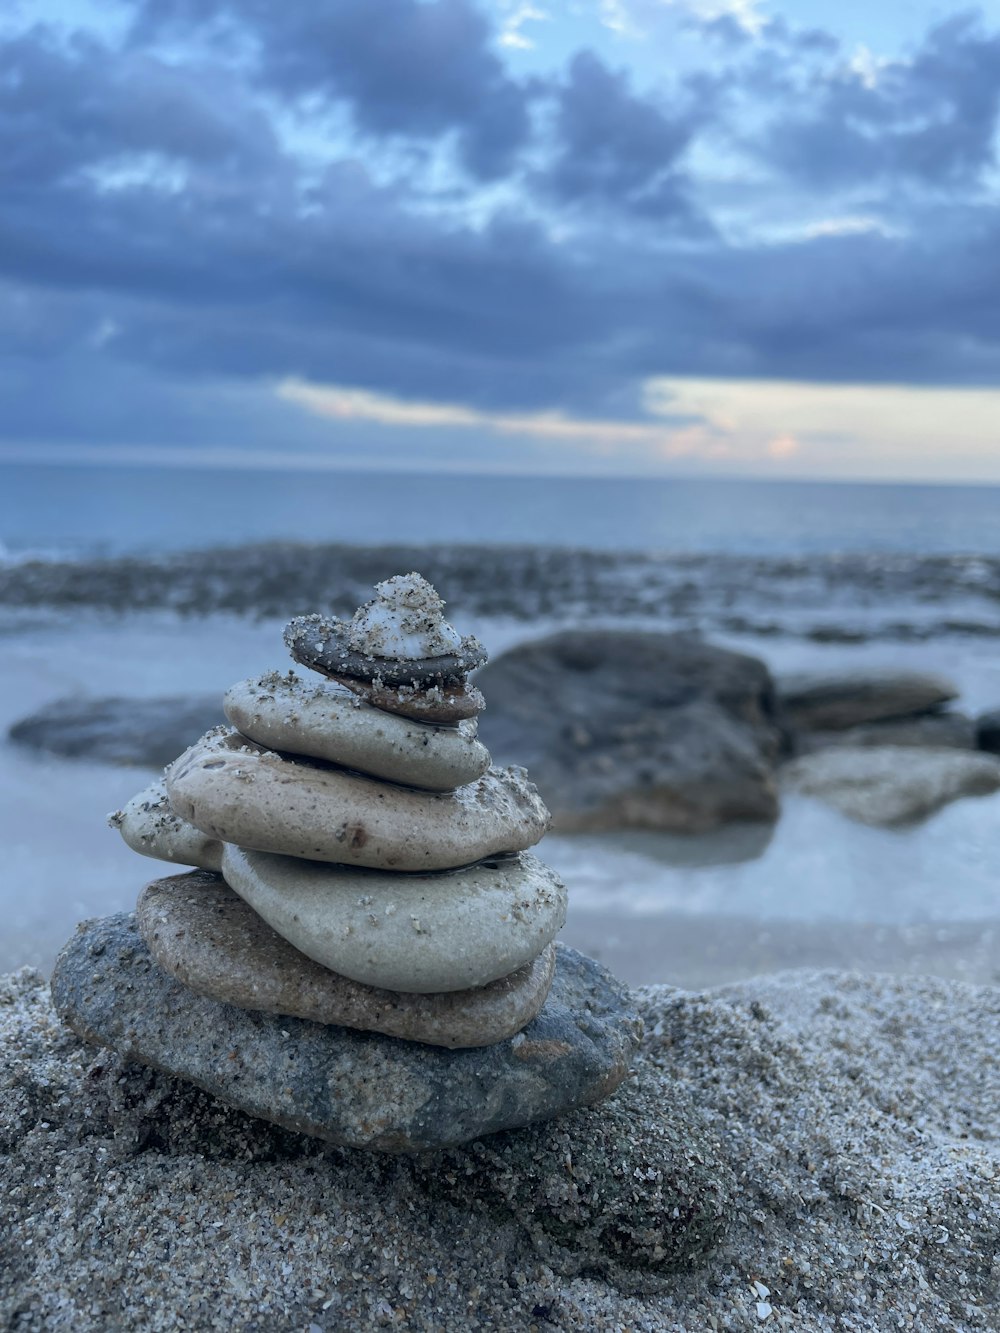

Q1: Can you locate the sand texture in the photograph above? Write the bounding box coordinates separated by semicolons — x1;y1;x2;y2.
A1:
3;965;1000;1330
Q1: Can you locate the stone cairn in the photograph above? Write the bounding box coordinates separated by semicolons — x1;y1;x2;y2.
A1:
51;574;640;1152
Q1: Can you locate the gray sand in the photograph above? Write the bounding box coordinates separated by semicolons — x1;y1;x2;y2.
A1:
3;964;999;1331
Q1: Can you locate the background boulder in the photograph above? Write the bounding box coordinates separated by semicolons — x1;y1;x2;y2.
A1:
477;631;783;834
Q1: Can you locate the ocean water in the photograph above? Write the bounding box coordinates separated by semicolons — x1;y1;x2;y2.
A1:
3;460;1000;981
2;462;1000;559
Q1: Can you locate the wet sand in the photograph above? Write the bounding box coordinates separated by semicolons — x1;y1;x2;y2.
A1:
563;903;1000;988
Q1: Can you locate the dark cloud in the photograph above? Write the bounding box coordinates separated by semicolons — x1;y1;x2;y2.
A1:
0;26;282;188
132;0;533;179
0;3;999;460
542;51;705;225
764;13;1000;187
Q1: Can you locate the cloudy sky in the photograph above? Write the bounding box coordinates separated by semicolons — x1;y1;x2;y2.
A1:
3;0;1000;481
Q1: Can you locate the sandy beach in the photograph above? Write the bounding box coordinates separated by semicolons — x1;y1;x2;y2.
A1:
3;546;1000;1331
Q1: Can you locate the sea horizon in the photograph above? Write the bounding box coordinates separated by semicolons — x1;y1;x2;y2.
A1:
4;459;1000;561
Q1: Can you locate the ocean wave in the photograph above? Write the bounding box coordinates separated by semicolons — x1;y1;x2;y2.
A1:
0;538;79;568
1;541;999;642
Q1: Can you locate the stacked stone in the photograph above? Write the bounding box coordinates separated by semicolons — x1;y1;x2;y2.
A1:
52;574;640;1151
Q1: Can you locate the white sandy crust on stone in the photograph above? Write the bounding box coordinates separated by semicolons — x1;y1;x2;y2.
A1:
221;844;567;992
166;728;548;871
109;777;222;872
4;965;1000;1330
224;672;490;791
348;572;463;658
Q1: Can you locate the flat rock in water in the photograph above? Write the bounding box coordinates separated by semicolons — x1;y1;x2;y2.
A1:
166;728;548;871
224;673;490;791
476;631;782;834
796;710;976;755
110;777;222;872
50;915;641;1152
782;744;1000;826
137;871;557;1045
7;694;223;769
220;845;566;993
978;708;1000;754
777;670;958;731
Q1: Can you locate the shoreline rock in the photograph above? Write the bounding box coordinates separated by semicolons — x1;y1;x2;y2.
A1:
476;630;783;834
777;669;958;731
782;744;1000;826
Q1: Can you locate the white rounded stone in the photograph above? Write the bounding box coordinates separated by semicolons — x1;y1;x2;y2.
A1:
220;843;567;993
165;728;549;871
348;572;463;658
224;672;490;791
109;777;222;872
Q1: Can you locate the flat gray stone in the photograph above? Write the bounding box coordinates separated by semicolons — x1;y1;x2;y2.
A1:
224;672;491;791
221;844;566;993
796;711;976;754
777;670;958;731
109;777;223;872
166;728;548;872
7;693;223;769
50;915;641;1152
137;872;557;1048
284;612;487;687
782;745;1000;826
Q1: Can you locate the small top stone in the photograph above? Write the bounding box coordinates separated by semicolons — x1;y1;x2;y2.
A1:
283;572;488;689
349;573;462;659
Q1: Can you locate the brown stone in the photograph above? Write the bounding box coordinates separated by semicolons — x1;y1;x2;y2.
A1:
136;873;556;1048
330;673;485;724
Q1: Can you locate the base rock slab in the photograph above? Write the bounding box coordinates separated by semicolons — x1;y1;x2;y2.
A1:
50;914;641;1151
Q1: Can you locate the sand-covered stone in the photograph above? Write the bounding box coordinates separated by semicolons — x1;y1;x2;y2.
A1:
224;672;490;791
108;777;222;872
220;844;566;992
283;584;486;688
136;872;556;1047
49;916;641;1151
782;744;1000;825
330;672;485;724
165;728;548;871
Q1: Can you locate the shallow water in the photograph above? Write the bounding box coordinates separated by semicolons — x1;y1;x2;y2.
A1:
3;607;1000;977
